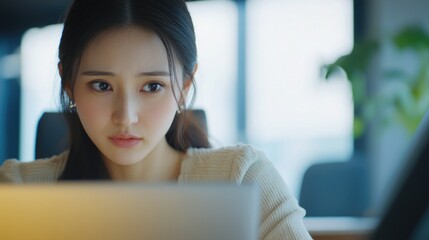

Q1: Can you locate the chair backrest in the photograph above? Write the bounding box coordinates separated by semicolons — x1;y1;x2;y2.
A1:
299;152;369;217
35;110;208;159
35;112;69;159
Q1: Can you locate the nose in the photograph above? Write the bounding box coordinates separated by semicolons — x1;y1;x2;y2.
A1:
112;92;139;126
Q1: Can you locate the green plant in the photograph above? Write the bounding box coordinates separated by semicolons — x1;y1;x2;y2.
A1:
322;26;429;138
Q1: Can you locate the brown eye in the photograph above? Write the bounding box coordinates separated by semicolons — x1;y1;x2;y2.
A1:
142;83;163;93
90;81;112;92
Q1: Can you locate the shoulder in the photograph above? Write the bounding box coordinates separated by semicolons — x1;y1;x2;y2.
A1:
180;144;311;239
0;151;68;183
179;144;270;183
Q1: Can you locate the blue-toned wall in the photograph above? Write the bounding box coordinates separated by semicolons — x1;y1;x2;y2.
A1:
0;39;21;165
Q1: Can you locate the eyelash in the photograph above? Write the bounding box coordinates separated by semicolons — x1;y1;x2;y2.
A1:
141;82;164;93
89;81;112;92
88;81;164;94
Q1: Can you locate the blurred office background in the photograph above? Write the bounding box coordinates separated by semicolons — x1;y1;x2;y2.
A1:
0;0;428;218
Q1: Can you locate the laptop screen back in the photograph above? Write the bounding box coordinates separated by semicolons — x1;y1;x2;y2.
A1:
370;111;429;240
0;183;259;240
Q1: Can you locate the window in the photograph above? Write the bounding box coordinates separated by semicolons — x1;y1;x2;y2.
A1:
20;24;63;161
246;0;354;195
187;1;238;146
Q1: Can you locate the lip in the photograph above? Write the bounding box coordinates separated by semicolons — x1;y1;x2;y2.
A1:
109;134;142;148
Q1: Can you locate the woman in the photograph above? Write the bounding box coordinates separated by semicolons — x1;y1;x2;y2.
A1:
0;0;312;239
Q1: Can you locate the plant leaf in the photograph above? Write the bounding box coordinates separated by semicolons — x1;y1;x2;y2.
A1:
393;26;429;50
323;40;379;84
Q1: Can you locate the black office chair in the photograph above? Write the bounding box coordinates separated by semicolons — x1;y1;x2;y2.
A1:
35;110;208;159
35;112;69;159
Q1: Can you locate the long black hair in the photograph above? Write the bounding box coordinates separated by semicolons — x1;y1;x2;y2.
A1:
58;0;209;180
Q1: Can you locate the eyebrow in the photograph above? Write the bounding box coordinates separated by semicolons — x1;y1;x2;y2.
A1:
80;70;170;77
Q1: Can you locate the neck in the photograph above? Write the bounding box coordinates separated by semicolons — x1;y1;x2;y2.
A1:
104;138;185;181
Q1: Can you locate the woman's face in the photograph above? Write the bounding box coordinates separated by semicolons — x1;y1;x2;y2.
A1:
72;26;186;166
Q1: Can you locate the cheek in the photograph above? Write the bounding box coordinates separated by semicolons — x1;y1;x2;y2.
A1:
79;103;106;124
143;93;178;131
75;92;110;130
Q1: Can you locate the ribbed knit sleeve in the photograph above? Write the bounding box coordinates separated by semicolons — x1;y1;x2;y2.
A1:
179;144;312;240
243;155;312;240
0;151;68;183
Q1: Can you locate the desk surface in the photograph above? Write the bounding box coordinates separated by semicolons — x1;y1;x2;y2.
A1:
304;217;378;240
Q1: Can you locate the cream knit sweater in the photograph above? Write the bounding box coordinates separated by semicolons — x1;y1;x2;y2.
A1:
0;144;312;240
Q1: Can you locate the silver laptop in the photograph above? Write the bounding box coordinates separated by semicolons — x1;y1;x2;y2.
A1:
0;183;259;240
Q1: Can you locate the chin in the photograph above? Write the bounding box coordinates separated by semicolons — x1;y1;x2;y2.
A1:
110;157;143;166
103;149;148;166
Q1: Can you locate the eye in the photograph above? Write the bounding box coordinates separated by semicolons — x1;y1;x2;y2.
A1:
90;81;112;92
142;82;163;93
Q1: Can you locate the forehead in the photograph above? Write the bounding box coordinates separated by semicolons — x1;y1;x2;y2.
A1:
79;26;169;72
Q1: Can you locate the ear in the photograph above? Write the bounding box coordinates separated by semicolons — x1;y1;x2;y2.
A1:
58;62;63;78
65;87;74;101
59;62;74;100
181;63;198;100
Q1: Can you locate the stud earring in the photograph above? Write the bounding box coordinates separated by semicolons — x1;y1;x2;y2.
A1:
69;101;76;112
177;104;185;114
